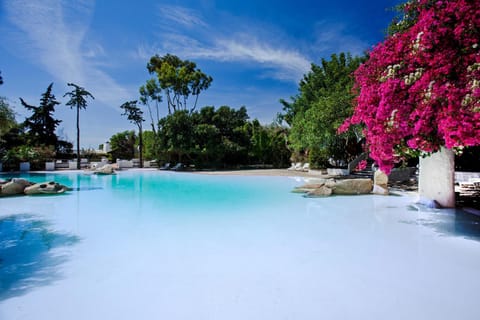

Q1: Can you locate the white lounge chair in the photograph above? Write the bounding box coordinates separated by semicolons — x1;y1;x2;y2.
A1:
301;163;310;172
288;162;302;171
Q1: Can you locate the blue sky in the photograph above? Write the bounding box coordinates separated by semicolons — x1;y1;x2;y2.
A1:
0;0;402;149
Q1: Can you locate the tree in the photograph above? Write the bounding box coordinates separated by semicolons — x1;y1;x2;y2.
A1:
139;78;162;134
0;97;16;137
109;131;137;161
21;83;62;148
280;53;365;167
0;97;19;162
120;100;145;167
157;110;195;163
249;119;290;166
64;83;94;169
0;71;3;86
141;130;157;161
139;78;162;160
147;54;213;113
340;0;480;175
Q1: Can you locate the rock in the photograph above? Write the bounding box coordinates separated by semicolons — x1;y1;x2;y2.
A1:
24;181;68;195
373;170;389;195
305;185;333;197
332;179;373;195
374;170;389;186
292;187;317;193
372;184;389;195
301;183;325;189
94;164;115;175
324;180;336;188
294;183;325;192
0;178;32;196
414;195;442;209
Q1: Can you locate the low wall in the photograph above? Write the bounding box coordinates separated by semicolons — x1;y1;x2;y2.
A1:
455;171;480;183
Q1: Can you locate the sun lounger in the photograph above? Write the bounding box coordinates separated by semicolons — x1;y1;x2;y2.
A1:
171;163;185;171
159;163;171;170
288;162;302;171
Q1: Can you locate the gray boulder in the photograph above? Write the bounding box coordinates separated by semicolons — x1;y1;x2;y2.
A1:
332;179;373;195
0;178;32;196
24;181;68;195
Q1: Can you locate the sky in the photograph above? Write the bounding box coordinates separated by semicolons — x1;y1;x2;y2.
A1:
0;0;402;149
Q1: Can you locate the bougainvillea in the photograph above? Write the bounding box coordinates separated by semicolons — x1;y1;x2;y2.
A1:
340;0;480;174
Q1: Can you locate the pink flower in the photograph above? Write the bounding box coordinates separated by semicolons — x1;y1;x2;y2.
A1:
355;160;368;171
340;0;480;174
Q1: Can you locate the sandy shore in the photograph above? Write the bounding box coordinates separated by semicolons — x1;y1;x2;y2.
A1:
191;168;328;178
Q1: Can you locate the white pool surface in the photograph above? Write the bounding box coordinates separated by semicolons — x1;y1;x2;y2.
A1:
1;171;480;320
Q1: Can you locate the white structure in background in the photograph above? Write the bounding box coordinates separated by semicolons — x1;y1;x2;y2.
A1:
103;142;111;153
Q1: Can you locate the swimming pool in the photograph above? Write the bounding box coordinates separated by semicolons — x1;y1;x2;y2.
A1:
1;171;480;319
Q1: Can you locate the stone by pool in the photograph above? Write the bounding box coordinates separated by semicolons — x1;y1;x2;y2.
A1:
1;171;480;319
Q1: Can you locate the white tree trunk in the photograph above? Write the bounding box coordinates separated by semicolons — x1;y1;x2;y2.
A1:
419;147;455;208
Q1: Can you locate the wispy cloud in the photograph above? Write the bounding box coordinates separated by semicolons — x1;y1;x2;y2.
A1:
3;0;130;106
158;5;207;28
138;5;311;83
312;21;370;57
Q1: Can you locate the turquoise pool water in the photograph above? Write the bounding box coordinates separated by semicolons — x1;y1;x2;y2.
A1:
1;171;480;319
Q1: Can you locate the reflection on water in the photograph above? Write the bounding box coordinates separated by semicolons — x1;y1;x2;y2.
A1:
0;214;80;300
401;208;480;242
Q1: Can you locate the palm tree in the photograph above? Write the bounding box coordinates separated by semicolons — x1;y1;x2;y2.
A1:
64;83;94;169
120;100;145;168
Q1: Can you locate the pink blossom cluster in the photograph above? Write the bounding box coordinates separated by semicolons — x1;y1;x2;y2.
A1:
340;0;480;174
355;160;368;171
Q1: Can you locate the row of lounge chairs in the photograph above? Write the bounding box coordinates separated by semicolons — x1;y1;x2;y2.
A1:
159;163;185;171
287;162;310;172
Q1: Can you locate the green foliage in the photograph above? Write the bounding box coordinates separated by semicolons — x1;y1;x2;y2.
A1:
152;105;290;168
21;83;62;148
1;145;56;170
147;54;213;113
386;1;422;36
141;130;157;160
120;100;144;128
249;120;290;167
0;97;16;138
64;83;95;112
280;53;365;167
108;130;137;161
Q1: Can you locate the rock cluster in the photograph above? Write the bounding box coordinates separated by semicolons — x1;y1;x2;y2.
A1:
0;178;70;197
93;164;115;175
293;178;374;197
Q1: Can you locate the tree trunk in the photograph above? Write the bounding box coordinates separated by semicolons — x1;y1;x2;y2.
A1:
139;126;143;168
76;106;80;170
419;147;455;208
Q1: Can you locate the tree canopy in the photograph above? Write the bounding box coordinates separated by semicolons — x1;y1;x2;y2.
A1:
147;54;212;113
21;83;62;148
340;0;480;174
280;53;365;167
109;130;137;161
155;105;289;168
0;97;16;137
